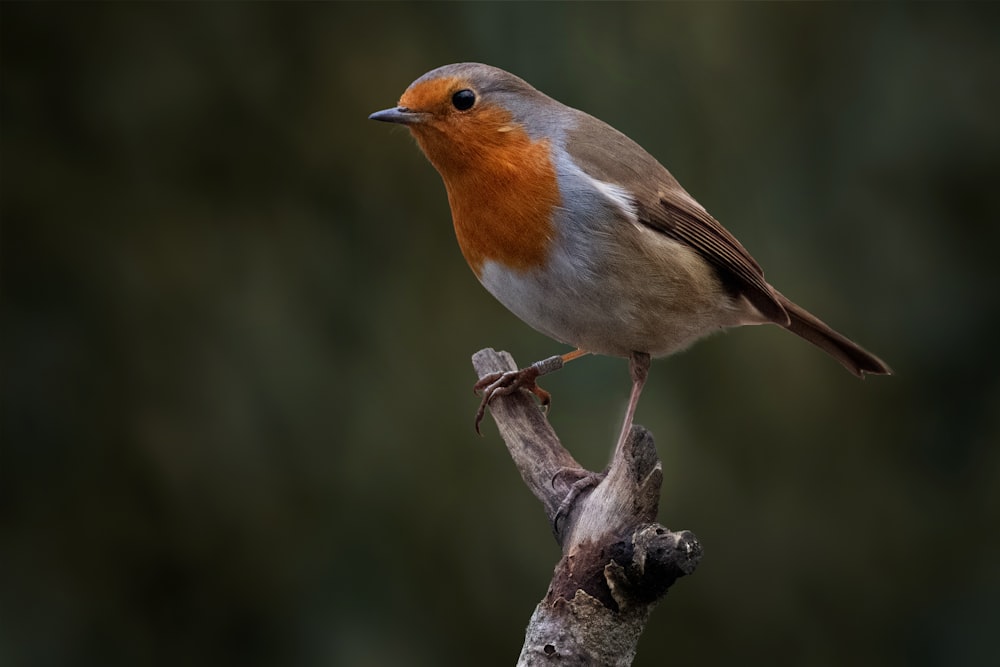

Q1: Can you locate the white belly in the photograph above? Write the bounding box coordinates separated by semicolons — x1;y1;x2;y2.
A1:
478;221;756;359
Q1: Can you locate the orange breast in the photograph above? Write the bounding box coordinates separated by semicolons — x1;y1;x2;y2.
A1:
407;101;561;277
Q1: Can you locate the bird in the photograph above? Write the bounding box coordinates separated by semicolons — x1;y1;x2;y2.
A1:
369;62;890;456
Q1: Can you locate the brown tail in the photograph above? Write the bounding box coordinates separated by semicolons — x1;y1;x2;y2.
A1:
773;291;892;377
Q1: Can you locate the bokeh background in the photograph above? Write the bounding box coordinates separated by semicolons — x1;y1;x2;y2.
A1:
3;3;998;666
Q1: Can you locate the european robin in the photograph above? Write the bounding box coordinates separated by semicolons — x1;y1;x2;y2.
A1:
370;63;890;452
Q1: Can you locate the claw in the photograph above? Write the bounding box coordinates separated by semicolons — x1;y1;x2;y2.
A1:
473;365;547;434
553;471;605;537
471;353;574;434
530;383;552;409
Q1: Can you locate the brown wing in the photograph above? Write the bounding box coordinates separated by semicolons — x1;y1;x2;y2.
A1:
565;111;789;325
639;191;789;324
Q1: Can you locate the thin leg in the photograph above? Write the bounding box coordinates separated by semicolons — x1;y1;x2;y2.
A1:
612;351;651;460
559;348;589;364
473;349;589;433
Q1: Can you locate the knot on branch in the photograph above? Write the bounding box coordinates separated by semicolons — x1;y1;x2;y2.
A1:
549;523;702;613
606;525;703;609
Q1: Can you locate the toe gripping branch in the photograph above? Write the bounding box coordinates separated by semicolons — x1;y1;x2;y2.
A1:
472;353;565;434
471;348;701;665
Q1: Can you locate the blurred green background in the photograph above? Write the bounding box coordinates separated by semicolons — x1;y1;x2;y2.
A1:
3;2;998;666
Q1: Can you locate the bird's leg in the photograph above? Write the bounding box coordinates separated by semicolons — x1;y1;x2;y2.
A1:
474;349;588;433
611;351;652;460
550;351;650;535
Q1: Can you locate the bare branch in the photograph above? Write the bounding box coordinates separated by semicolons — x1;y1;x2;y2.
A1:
472;348;702;666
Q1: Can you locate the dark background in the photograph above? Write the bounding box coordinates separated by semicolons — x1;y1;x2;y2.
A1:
3;3;998;666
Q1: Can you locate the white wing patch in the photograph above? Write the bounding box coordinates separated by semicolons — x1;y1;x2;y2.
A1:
585;176;639;224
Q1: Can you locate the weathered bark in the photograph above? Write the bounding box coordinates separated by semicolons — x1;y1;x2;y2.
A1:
472;348;701;666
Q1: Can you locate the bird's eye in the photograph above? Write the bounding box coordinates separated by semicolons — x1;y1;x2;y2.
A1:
452;89;476;111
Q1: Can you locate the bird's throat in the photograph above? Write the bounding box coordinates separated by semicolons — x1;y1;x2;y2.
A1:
420;130;561;277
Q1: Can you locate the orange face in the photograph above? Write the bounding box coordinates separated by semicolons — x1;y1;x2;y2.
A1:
398;77;561;277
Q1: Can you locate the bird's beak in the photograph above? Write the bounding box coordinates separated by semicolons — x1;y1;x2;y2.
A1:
368;106;427;125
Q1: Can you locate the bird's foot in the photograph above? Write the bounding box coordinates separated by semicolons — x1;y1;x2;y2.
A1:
473;364;552;434
551;467;606;538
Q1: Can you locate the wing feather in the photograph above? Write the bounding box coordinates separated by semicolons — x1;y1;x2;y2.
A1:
565;112;789;325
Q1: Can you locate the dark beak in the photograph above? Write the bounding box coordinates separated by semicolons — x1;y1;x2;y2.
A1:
368;106;426;125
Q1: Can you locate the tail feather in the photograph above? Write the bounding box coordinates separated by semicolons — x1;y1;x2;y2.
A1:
773;291;892;377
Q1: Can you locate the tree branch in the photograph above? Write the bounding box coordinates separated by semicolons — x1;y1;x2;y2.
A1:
472;348;701;666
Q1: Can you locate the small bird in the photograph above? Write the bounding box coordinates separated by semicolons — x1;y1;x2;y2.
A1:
370;63;890;454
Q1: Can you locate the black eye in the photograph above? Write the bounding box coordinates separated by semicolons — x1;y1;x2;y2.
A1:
452;89;476;111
